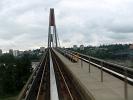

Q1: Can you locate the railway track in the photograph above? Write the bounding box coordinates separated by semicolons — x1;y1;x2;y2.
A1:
25;51;49;100
36;49;83;100
18;49;85;100
36;53;50;100
51;50;82;100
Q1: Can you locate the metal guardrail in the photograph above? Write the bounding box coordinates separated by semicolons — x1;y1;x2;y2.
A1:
56;48;133;82
17;50;48;100
72;50;133;78
56;48;133;100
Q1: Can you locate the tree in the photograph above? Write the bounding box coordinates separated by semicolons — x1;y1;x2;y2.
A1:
0;54;15;64
2;64;16;94
15;53;32;90
0;53;32;95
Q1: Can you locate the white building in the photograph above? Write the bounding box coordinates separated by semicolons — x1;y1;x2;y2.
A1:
73;45;78;50
9;49;13;55
40;47;45;52
0;49;2;55
80;45;84;50
19;51;23;55
13;50;19;57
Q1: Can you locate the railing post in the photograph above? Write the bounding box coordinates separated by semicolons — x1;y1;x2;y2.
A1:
124;67;128;100
88;57;90;73
100;61;103;82
70;54;72;62
71;54;73;62
81;59;83;68
76;53;79;62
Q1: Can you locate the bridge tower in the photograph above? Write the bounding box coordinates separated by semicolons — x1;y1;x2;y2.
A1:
48;8;58;48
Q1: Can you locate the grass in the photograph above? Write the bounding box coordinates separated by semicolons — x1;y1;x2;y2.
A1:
0;92;18;100
0;96;17;100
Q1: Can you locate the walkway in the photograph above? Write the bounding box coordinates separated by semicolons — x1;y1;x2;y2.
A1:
54;49;133;100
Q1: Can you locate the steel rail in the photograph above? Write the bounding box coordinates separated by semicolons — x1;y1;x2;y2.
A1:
36;57;48;100
25;53;47;100
17;51;47;100
52;52;74;100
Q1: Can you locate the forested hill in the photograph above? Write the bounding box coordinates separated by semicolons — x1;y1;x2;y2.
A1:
68;44;133;67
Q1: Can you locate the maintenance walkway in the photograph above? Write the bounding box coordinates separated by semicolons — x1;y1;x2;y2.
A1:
54;49;133;100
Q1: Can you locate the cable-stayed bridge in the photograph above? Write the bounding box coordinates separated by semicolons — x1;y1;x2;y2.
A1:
17;8;133;100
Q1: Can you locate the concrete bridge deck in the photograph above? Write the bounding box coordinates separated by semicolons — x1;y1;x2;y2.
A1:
54;49;133;100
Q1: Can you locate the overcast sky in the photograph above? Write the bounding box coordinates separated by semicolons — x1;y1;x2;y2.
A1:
0;0;133;52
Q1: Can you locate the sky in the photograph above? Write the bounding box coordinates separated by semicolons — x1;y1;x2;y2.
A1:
0;0;133;52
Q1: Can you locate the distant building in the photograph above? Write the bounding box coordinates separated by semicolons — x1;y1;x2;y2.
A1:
23;50;32;54
0;49;2;55
129;44;133;49
40;47;45;52
13;50;19;57
19;51;23;55
80;45;84;50
73;45;78;50
9;49;13;55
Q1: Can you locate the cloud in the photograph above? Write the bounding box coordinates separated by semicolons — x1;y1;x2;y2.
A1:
0;0;133;52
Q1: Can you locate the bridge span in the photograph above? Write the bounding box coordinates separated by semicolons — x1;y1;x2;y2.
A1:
17;48;133;100
17;8;133;100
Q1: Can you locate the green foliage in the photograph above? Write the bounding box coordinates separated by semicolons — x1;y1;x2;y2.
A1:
2;64;16;94
0;53;32;96
70;44;131;59
0;54;15;63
